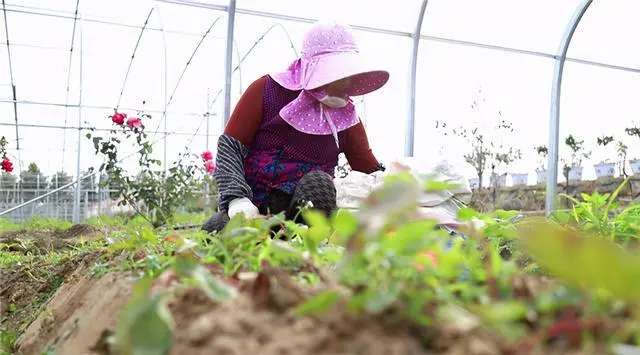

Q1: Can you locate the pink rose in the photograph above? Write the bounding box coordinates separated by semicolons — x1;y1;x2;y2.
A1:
201;151;213;161
126;117;143;129
205;160;216;174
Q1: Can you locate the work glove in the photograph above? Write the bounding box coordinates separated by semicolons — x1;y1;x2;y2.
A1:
227;197;260;219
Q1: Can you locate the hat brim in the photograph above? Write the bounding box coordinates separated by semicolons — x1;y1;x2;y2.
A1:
304;51;390;96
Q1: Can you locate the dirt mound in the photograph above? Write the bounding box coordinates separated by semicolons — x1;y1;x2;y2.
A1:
14;270;136;355
6;264;613;355
0;252;102;343
0;224;105;253
51;224;103;240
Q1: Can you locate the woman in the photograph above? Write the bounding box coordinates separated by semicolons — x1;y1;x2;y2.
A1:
202;21;389;233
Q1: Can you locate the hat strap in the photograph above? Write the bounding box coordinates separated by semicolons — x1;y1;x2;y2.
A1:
319;104;340;149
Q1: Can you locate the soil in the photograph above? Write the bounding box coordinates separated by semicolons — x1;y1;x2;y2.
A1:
0;224;626;355
6;262;617;355
15;270;136;355
0;252;103;342
0;224;105;253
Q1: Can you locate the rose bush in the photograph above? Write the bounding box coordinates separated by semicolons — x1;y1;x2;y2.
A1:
0;136;13;173
87;109;206;228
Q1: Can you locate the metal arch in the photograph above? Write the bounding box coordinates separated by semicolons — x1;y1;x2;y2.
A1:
545;0;593;213
222;0;236;126
405;0;429;157
150;15;224;137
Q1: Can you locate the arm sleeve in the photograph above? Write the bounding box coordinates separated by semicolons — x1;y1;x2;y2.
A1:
214;76;266;211
342;121;386;174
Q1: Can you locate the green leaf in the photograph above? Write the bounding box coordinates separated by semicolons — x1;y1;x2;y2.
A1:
303;209;330;229
365;286;399;314
519;219;640;303
114;277;173;355
457;207;479;221
468;302;529;324
172;252;199;278
303;210;332;252
424;180;461;192
331;209;357;238
293;290;341;316
128;296;173;355
382;219;436;255
265;239;304;263
191;265;239;302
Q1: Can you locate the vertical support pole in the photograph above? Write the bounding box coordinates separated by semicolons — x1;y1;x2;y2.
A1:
11;85;19;153
11;85;23;222
73;12;84;223
405;0;429;157
204;89;211;208
545;0;592;214
222;0;237;127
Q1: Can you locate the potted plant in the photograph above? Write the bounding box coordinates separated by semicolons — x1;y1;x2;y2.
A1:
593;135;616;179
490;171;507;188
617;141;629;177
625;126;640;175
562;135;591;182
510;172;529;186
468;177;479;190
534;145;548;184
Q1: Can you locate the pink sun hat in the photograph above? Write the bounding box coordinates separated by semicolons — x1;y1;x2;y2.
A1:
270;21;390;97
269;21;390;145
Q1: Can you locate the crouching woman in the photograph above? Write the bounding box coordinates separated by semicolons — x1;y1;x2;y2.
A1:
203;21;388;233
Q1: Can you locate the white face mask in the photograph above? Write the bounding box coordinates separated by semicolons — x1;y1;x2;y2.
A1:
318;95;348;108
310;88;349;108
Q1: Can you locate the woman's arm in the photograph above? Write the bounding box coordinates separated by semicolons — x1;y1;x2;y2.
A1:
342;121;386;174
215;75;266;212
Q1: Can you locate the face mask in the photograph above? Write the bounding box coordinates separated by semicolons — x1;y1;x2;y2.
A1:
309;88;349;108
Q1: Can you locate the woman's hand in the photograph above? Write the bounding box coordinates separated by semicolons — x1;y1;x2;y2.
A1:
228;197;260;219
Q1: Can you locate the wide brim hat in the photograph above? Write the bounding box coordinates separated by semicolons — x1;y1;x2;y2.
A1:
270;21;390;97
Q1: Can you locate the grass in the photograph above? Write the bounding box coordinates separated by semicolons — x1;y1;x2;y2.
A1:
1;174;640;354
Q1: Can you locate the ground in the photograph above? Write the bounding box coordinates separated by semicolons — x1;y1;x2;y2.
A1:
1;179;639;355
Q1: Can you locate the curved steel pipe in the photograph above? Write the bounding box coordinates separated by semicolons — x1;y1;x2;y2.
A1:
545;0;593;213
405;0;429;157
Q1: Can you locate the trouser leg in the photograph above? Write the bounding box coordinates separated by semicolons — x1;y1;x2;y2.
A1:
286;170;337;221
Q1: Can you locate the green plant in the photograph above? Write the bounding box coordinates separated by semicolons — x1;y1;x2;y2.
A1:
534;145;548;170
87;110;205;228
624;125;640;141
595;135;615;164
561;135;591;194
558;176;640;245
617;141;630;176
564;135;590;169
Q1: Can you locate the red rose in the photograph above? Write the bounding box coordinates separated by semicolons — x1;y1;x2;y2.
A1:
1;158;13;173
126;117;142;129
112;112;126;125
201;151;213;161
